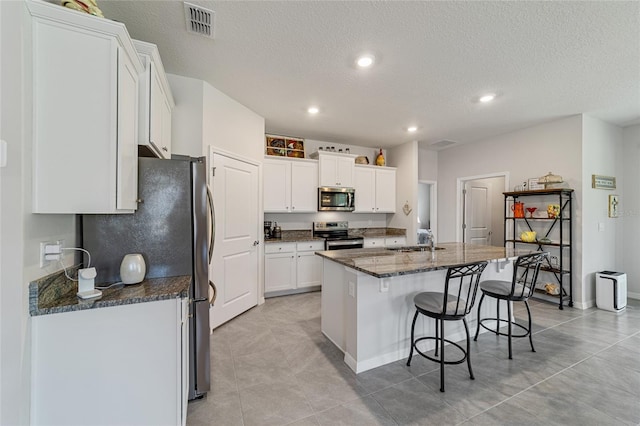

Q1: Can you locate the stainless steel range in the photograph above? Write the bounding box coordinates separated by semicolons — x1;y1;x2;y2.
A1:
313;221;364;250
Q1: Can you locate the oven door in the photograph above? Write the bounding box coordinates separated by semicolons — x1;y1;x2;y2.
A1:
326;238;364;250
318;187;355;211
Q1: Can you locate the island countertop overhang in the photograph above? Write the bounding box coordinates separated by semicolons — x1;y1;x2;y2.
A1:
315;242;536;278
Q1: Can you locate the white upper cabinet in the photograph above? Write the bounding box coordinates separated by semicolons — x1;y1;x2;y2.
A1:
29;1;144;213
264;158;318;213
311;152;357;188
354;165;397;213
132;40;175;159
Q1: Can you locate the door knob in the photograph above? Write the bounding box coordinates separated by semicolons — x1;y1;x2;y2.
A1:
253;240;260;246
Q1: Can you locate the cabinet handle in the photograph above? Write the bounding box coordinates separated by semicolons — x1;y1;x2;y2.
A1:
162;146;168;152
292;206;295;210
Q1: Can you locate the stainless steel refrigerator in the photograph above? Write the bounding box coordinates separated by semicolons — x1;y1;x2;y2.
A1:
82;156;214;400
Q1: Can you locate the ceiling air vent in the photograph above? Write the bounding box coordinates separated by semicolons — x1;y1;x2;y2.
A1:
430;140;457;149
184;2;215;39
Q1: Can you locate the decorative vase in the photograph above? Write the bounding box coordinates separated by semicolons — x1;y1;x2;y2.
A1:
375;149;385;166
120;253;146;285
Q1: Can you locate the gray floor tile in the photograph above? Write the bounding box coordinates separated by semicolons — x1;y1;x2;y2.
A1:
371;378;466;425
233;346;295;390
186;390;244;426
460;399;546;426
285;415;320;426
239;378;314;426
315;396;397;426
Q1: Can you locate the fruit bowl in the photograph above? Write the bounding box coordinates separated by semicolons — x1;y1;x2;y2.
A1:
520;231;537;242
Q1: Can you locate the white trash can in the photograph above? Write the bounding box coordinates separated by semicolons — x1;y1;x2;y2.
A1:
596;271;627;312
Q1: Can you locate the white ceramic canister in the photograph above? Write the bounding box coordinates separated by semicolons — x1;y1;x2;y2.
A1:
120;253;146;285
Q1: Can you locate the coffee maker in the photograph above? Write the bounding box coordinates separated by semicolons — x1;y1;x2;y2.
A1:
264;221;272;239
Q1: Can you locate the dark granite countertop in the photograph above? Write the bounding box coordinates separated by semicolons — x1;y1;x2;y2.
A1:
265;230;324;243
29;268;190;316
315;242;534;278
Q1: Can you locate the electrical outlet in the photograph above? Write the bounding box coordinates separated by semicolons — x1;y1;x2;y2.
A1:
40;241;62;267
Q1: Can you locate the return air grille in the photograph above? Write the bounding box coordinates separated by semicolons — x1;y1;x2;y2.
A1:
184;2;215;38
430;140;457;149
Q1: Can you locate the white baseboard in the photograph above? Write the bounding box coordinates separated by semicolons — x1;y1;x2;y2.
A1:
628;291;640;300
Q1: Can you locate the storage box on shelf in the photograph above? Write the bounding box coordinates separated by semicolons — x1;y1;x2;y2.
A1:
263;157;318;212
503;188;573;309
310;151;357;188
264;240;324;296
353;165;397;213
132;40;175;159
29;1;144;214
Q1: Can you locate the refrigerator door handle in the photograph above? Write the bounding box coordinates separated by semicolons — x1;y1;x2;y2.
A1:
209;280;217;306
207;185;215;263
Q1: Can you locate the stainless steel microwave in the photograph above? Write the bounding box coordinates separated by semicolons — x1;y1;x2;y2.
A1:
318;187;355;211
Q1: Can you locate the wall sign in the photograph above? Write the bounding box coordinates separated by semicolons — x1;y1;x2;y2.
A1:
592;175;616;190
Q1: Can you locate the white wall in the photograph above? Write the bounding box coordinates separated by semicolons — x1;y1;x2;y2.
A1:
622;123;640;299
1;2;76;423
388;141;419;244
418;148;438;181
581;115;625;306
437;115;584;305
203;82;265;163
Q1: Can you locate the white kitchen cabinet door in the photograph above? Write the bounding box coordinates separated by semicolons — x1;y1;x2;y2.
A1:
31;299;185;426
364;238;385;248
263;159;291;212
133;40;174;159
316;152;355;188
375;168;396;213
290;161;318;212
354;166;375;212
265;252;296;292
30;2;143;213
297;251;323;288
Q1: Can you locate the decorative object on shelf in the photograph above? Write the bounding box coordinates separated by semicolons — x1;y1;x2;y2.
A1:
538;237;552;244
547;204;560;218
265;135;305;158
608;194;619;218
402;201;412;215
544;282;560;296
355;156;369;165
62;0;104;17
526;207;537;218
511;201;525;218
375;149;385;166
538;172;563;189
592;174;616;190
528;178;545;190
520;231;537;242
120;253;146;285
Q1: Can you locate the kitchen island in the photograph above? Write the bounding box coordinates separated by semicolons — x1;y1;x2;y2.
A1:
316;243;533;373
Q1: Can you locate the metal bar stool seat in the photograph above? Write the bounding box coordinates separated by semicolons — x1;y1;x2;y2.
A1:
406;261;488;392
474;252;548;359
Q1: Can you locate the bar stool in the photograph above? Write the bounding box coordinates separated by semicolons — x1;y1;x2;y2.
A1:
406;261;488;392
473;252;547;359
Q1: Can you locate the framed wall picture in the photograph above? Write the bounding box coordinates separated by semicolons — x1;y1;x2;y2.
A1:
592;175;616;190
608;194;619;218
528;178;545;190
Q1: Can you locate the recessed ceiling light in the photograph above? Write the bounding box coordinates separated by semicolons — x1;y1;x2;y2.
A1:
479;93;496;103
407;126;418;133
356;54;375;68
307;106;319;114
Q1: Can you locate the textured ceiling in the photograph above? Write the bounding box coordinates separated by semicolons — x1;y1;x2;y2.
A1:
99;0;640;149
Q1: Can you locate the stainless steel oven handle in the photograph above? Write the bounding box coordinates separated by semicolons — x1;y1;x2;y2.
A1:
326;239;364;248
207;185;215;263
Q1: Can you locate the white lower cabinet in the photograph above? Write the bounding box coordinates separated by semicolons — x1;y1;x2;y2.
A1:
31;298;188;426
265;241;324;295
364;237;385;248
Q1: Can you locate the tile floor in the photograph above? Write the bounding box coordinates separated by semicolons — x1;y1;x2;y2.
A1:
187;293;640;426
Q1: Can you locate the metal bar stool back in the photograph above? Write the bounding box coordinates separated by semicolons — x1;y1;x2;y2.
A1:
406;261;488;392
474;252;548;359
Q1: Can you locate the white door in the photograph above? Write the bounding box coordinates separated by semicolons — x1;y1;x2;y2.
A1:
464;180;492;245
210;152;259;329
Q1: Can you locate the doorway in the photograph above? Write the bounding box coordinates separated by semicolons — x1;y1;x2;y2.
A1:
417;180;437;241
457;174;508;246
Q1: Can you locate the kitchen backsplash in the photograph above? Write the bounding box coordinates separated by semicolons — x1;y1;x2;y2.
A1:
264;212;388;230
